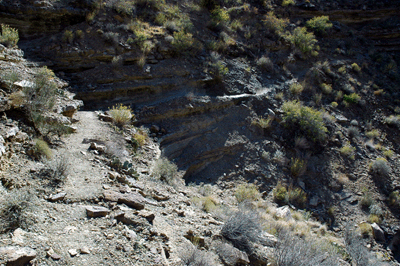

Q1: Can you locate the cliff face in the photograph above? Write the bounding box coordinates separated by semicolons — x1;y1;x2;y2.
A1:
1;0;399;186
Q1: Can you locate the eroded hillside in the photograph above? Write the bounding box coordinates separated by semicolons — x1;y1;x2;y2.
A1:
1;0;400;265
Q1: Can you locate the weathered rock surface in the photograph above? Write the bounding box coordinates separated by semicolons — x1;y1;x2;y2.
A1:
0;246;37;266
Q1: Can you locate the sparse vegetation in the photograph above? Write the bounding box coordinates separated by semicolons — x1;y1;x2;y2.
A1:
289;82;304;96
0;24;19;47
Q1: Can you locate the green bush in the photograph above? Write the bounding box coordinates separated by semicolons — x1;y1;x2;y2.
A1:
351;63;361;72
0;24;19;47
286;27;318;54
306;16;332;34
340;144;356;160
62;30;74;44
282;100;328;143
343;93;361;104
211;6;230;25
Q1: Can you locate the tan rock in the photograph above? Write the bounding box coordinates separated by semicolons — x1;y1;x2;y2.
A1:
0;246;37;266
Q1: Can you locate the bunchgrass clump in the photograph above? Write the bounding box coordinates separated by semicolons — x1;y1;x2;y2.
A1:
290;157;307;177
289;82;304;96
33;139;52;160
234;183;260;203
343;93;361;104
109;104;133;126
365;129;380;139
251;115;273;130
340;144;356;160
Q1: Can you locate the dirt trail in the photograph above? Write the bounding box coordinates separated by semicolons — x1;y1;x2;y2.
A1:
57;111;111;201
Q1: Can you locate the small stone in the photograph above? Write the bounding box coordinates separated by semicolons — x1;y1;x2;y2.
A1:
108;171;121;180
275;206;292;221
11;228;27;245
48;192;66;202
47;248;61;260
85;206;110;218
138;210;155;222
336;114;348;123
80;247;90;254
310;196;319;207
68;249;78;257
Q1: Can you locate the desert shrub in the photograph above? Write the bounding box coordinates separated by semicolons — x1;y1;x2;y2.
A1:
347;126;359;139
211;5;230;27
215;241;244;265
0;189;33;233
193;196;218;213
171;31;196;55
331;101;338;108
385;115;400;128
351;63;361;72
306;16;332;35
48;155;69;182
263;12;288;35
282;100;328;143
153;157;178;184
340;144;356;160
33;139;52;160
365;129;379;139
0;24;19;47
108;104;133;126
370;158;390;177
273;183;307;208
360;190;374;209
132;129;147;148
1;69;21;91
320;83;332;94
104;31;120;45
62;30;74;43
221;210;262;252
285;27;318;55
358;223;373;237
343;93;361;104
389;191;400;206
180;245;217;266
289;82;304;96
368;214;381;224
273;230;341;266
114;0;135;16
383;149;394;158
234;183;260;203
290;157;307;177
282;0;295;6
344;228;391;266
257;56;274;71
273;182;288;203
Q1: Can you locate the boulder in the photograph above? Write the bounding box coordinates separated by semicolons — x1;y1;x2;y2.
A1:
0;246;37;266
371;223;385;242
